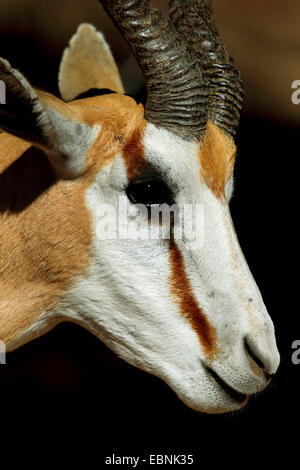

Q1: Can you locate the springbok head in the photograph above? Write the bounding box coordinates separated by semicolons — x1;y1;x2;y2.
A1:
0;0;279;413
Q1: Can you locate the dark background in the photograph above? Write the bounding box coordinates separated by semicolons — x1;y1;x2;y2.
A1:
0;0;299;466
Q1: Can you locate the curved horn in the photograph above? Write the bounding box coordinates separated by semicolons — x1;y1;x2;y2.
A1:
169;0;244;137
99;0;208;141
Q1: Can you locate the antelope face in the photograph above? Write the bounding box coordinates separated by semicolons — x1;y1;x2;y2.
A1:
0;0;280;414
66;116;278;414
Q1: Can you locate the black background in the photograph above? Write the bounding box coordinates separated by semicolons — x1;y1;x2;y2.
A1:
0;4;299;467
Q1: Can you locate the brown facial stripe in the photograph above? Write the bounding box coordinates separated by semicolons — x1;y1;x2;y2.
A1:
199;120;236;200
168;233;218;358
122;121;147;181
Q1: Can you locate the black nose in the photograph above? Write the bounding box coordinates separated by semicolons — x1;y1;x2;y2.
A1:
244;339;274;381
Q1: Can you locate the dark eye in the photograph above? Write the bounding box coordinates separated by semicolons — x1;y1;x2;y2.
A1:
126;180;174;206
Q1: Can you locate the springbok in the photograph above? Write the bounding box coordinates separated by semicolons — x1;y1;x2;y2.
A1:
0;0;279;414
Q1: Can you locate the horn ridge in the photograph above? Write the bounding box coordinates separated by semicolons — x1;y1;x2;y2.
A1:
169;0;244;137
99;0;208;141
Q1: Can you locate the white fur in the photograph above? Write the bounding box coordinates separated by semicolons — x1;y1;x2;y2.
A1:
44;107;101;177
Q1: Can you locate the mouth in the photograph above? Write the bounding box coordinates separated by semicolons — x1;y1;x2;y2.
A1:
204;365;248;405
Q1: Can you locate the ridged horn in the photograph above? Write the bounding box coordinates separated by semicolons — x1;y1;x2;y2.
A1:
99;0;208;141
169;0;244;137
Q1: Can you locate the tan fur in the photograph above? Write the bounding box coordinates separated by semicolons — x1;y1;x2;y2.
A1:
199;121;236;200
0;94;145;345
122;121;147;180
72;94;145;175
59;23;124;102
0;133;31;174
36;89;83;120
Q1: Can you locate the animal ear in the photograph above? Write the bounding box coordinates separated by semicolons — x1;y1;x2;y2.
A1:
0;58;99;177
58;23;125;102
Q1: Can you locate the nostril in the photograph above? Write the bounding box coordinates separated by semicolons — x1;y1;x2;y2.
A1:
244;339;265;371
264;371;274;382
244;340;275;382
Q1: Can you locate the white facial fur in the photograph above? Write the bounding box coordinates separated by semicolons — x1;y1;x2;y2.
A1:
38;123;280;413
